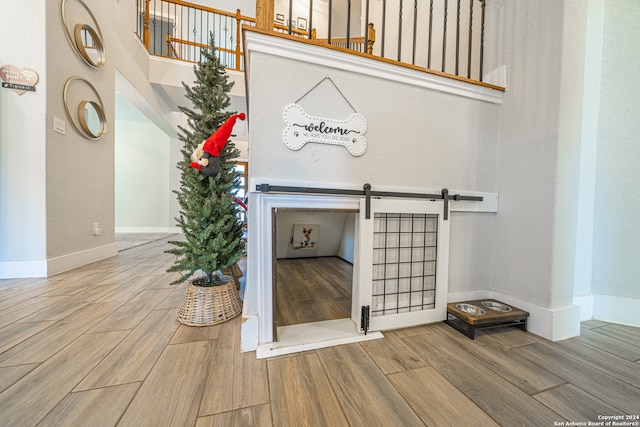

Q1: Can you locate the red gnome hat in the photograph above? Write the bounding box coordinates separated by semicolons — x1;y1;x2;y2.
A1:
202;113;246;157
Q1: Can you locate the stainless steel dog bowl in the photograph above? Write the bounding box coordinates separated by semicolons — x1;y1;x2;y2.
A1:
455;303;486;315
481;301;512;312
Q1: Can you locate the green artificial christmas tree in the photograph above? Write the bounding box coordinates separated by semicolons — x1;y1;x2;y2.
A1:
166;34;245;286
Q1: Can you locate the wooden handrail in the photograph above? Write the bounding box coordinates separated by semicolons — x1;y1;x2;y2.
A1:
155;0;254;22
273;23;312;39
166;34;238;64
315;24;375;54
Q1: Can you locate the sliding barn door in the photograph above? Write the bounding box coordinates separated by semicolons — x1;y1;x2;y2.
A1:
355;198;450;332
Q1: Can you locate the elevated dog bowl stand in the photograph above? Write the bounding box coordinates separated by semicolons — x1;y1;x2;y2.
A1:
444;299;529;339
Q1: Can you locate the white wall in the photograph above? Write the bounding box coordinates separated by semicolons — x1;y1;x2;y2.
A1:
589;0;640;321
337;213;356;263
115;96;172;232
275;211;352;259
0;0;48;277
490;0;640;333
489;0;585;340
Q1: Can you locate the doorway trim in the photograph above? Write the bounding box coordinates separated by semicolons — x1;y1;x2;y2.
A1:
252;192;367;346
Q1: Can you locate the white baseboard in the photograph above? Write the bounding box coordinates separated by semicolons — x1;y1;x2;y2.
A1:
488;291;580;341
47;243;118;276
0;260;48;279
241;313;259;352
115;227;180;233
574;294;640;327
573;294;594;321
240;286;586;351
0;243;119;279
449;290;581;342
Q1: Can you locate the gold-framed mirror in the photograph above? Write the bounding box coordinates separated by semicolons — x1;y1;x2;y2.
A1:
63;76;107;140
73;23;105;68
78;100;107;139
62;0;105;69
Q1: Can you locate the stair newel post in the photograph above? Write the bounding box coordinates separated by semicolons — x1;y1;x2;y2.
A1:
256;0;275;31
143;0;150;51
235;9;242;70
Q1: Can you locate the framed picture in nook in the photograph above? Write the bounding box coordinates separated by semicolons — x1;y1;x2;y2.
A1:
286;19;296;28
291;224;318;250
297;17;307;30
275;13;284;24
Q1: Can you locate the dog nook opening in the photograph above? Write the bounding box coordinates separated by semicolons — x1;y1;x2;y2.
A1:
255;193;384;359
261;206;382;358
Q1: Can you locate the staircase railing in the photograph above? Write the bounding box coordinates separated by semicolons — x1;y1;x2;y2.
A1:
269;0;488;82
137;0;488;84
136;0;255;70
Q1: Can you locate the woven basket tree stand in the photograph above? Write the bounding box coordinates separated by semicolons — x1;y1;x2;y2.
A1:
177;273;242;326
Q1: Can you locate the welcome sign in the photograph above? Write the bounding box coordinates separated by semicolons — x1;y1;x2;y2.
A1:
283;103;367;156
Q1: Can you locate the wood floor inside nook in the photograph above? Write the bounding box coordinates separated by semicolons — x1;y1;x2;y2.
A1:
0;238;639;426
276;257;352;326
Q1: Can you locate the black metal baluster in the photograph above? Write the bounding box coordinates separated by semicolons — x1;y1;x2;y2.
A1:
397;0;403;61
468;0;473;78
160;0;165;56
427;0;433;68
364;0;370;53
442;0;448;72
381;0;387;57
288;0;293;34
200;8;204;61
456;0;461;75
328;0;333;44
308;0;314;39
347;0;351;49
479;0;486;81
412;0;417;65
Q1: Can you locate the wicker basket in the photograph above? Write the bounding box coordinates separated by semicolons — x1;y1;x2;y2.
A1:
177;274;242;326
222;262;244;290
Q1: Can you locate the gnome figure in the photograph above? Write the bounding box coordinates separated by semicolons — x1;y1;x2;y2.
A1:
190;113;246;177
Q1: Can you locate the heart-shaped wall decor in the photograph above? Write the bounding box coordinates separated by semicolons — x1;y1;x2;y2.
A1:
0;64;39;95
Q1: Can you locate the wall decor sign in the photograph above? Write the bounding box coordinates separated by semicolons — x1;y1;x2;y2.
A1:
0;65;39;95
283;104;367;156
282;77;368;156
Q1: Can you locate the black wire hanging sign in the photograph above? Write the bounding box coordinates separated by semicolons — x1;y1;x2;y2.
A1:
282;77;368;157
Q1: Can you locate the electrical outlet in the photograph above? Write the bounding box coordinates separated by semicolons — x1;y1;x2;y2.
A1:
92;222;101;236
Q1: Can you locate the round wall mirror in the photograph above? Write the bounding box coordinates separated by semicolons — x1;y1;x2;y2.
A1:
61;0;106;68
78;100;106;139
73;23;105;68
63;76;107;140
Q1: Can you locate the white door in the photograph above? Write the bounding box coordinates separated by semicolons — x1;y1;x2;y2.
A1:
354;197;450;332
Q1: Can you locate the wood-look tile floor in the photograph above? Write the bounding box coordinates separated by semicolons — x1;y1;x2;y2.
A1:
1;237;639;426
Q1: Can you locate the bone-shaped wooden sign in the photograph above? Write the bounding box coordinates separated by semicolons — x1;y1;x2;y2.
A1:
282;103;367;156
